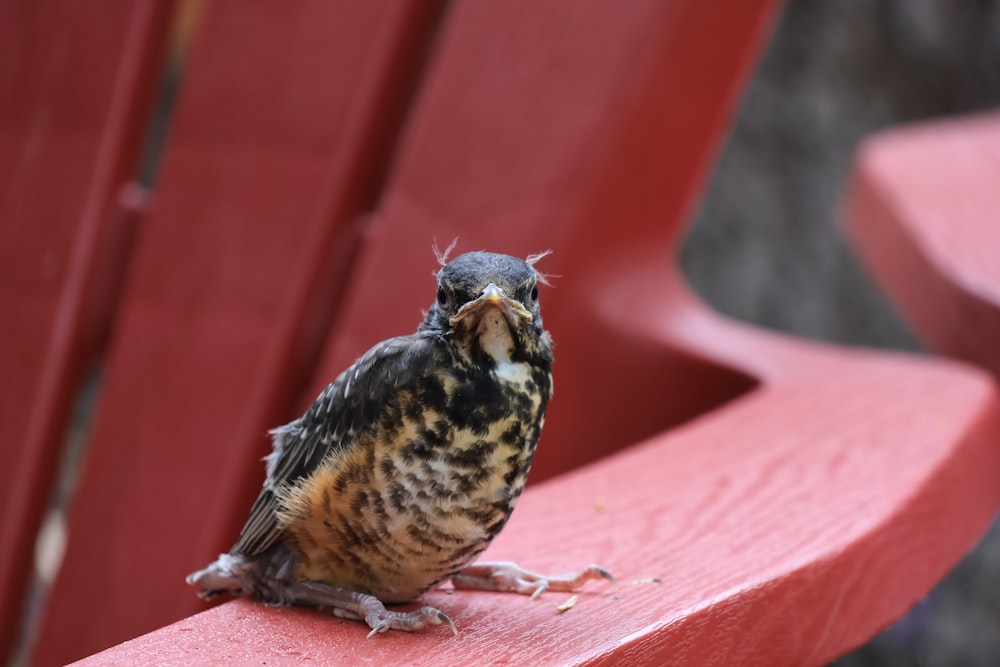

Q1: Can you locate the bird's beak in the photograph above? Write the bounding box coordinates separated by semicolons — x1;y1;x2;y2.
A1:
449;283;533;327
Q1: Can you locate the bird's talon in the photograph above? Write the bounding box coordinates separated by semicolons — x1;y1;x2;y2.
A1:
594;565;618;590
529;582;547;600
366;620;389;638
438;611;458;635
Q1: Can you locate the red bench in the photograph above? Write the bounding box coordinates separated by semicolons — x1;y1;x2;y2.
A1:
844;111;1000;378
4;2;1000;665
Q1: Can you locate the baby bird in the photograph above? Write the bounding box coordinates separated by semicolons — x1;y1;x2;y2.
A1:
187;251;613;636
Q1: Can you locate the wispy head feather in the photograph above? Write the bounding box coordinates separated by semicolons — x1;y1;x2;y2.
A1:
526;250;556;286
432;238;459;266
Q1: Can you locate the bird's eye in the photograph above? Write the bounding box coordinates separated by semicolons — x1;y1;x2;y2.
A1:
530;285;539;302
436;287;448;307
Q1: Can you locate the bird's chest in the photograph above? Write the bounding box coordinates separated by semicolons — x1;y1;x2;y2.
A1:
285;361;550;600
379;368;545;582
382;362;548;524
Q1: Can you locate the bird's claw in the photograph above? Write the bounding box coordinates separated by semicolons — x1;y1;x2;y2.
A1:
366;621;389;638
291;581;457;637
362;604;457;638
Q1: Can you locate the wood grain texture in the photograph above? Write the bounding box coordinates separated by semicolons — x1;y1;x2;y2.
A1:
75;307;1000;664
844;112;1000;375
31;2;443;664
35;1;1000;665
0;1;172;660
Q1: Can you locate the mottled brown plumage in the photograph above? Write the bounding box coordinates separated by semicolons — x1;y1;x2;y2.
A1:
187;251;613;635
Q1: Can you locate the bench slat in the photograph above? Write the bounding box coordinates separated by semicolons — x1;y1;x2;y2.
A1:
33;2;443;664
0;1;172;659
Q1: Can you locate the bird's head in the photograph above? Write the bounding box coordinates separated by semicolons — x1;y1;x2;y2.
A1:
421;251;553;367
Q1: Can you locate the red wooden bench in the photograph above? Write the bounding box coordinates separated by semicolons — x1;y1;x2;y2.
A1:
5;2;1000;665
844;111;1000;378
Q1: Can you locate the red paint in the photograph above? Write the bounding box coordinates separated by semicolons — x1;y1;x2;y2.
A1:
0;1;172;660
76;298;1000;666
32;2;443;664
10;1;1000;666
844;112;1000;377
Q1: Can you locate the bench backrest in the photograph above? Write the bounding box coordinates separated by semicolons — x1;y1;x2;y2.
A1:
2;1;778;664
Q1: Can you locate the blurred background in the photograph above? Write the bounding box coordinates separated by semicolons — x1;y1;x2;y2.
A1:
681;1;1000;664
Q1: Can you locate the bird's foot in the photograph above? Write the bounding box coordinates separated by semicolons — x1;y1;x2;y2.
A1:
451;561;616;600
186;553;250;599
291;581;457;637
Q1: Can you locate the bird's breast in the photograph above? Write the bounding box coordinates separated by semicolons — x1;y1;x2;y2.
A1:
280;360;551;602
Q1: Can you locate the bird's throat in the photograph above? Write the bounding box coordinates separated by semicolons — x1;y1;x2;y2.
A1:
455;308;517;367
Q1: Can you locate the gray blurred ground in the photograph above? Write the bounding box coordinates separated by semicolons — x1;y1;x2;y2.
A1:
680;1;1000;664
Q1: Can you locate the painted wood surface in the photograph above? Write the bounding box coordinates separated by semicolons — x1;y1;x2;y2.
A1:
32;3;442;664
0;1;173;658
9;1;1000;666
844;112;1000;377
74;304;1000;664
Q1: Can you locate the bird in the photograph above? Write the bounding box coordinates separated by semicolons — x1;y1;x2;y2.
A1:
187;250;614;636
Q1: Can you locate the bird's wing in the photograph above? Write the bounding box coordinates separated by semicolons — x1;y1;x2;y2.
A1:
233;333;443;557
